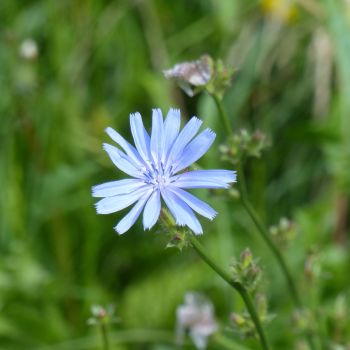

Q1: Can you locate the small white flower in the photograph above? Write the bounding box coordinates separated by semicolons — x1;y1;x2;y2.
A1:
164;55;213;97
19;39;38;60
176;292;218;350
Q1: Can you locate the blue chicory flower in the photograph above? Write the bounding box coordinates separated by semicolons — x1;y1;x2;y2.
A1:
92;108;236;234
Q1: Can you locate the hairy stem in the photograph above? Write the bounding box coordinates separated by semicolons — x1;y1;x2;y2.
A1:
237;163;301;307
238;169;319;350
210;92;318;349
188;234;270;350
211;93;233;135
211;92;301;307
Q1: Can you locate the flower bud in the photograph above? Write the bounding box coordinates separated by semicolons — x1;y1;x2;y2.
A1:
240;248;253;269
231;248;262;293
269;217;297;246
230;312;246;327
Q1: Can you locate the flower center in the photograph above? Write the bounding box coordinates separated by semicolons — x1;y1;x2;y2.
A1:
156;174;168;187
142;164;171;190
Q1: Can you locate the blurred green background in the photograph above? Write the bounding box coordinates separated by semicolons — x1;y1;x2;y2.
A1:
1;0;350;349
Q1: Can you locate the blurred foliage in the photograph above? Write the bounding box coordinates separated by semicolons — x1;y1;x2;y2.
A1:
1;0;350;349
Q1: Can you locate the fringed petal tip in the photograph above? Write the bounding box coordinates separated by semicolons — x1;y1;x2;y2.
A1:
94;202;101;213
114;226;125;235
102;143;110;152
91;186;97;197
215;169;238;185
208;211;218;221
206;127;216;138
168;107;180;115
152;107;162;115
220;171;237;189
191;226;203;235
230;171;238;183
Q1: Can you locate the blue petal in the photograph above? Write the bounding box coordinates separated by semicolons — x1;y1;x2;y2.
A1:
92;179;145;198
173;128;216;173
162;108;180;163
168;186;217;220
143;190;161;230
130;112;151;164
161;188;203;234
171;170;237;188
165;117;202;172
103;143;142;178
105;127;144;168
115;194;150;234
150;109;164;164
95;186;151;214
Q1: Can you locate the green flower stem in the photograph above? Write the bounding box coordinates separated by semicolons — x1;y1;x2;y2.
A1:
238;162;318;350
237;163;301;307
210;91;319;350
210;92;301;307
188;234;270;350
100;324;110;350
210;93;233;135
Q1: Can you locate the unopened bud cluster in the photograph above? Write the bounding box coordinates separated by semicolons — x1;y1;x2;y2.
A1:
230;293;272;339
269;217;296;246
160;209;191;251
220;129;269;165
292;308;315;335
229;252;273;336
166;229;190;251
325;295;350;346
231;248;262;293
